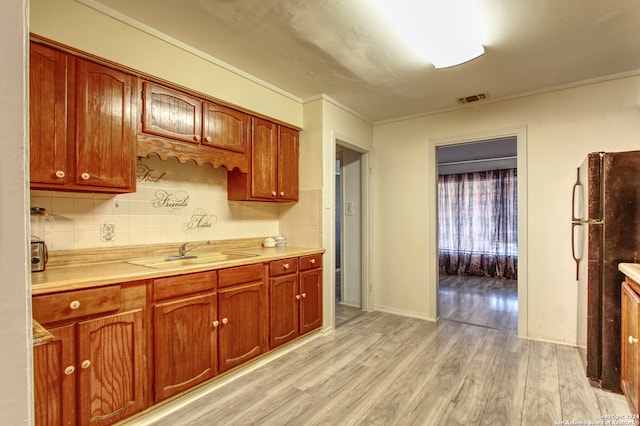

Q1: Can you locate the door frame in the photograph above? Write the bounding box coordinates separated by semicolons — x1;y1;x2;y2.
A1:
428;126;528;338
323;132;373;331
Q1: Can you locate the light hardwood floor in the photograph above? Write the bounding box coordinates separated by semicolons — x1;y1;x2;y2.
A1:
335;303;364;327
129;311;630;426
439;274;518;332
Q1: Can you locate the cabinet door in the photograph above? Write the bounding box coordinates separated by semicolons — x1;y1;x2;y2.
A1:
142;82;202;144
29;43;69;186
33;324;77;426
218;281;267;372
203;102;249;153
75;59;136;190
299;268;323;334
153;293;218;402
269;274;299;349
622;282;639;413
278;126;299;201
77;309;145;426
250;117;278;199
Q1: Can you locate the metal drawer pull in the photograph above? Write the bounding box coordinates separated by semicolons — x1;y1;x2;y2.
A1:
310;259;316;264
283;263;289;269
64;366;75;375
81;360;91;369
629;336;638;344
80;172;90;180
69;300;81;310
55;170;65;178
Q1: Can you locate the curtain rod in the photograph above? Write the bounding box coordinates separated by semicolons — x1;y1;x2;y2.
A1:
438;155;517;166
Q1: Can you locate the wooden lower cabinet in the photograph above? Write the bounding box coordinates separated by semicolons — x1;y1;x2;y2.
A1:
269;254;323;349
622;280;640;414
153;293;218;402
218;281;267;373
33;310;146;426
34;324;76;426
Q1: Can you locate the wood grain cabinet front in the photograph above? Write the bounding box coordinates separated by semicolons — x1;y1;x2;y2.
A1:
29;41;137;193
32;281;147;426
33;309;146;426
139;82;249;172
227;118;299;202
217;265;267;372
269;255;323;349
622;279;640;414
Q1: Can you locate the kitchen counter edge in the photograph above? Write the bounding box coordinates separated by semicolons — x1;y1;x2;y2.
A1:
32;246;325;295
619;263;640;285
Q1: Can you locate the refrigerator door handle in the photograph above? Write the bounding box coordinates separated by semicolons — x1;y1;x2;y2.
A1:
571;222;582;281
571;168;582;222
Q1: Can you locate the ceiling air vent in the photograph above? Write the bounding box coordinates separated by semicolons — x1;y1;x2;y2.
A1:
457;92;488;105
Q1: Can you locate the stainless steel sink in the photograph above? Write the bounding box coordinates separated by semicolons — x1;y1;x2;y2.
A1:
128;251;257;269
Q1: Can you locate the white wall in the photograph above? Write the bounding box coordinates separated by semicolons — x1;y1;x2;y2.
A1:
0;0;32;423
373;76;640;344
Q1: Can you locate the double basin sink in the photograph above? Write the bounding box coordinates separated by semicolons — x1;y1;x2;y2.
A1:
128;251;258;269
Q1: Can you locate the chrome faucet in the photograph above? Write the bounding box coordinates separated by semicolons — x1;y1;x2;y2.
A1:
169;240;211;260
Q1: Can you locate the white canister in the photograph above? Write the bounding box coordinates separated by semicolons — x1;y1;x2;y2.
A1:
274;235;287;247
263;237;276;248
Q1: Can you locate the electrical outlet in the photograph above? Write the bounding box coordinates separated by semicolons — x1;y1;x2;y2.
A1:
101;222;115;242
345;202;354;216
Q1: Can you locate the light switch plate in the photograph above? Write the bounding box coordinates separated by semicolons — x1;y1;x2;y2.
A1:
345;202;354;216
101;222;115;242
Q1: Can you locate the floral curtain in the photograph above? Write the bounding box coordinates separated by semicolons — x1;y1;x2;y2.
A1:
438;169;518;279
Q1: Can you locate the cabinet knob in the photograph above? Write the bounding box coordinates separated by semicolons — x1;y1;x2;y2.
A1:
280;191;285;197
80;172;90;180
301;292;307;299
69;300;81;310
205;136;212;143
310;259;316;264
222;317;229;325
194;135;201;142
81;360;91;369
55;170;65;178
213;320;219;327
64;365;75;375
272;191;277;197
296;294;301;300
629;336;638;344
283;263;289;269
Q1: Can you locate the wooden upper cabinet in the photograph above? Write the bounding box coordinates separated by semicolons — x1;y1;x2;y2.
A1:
203;102;249;153
227;117;299;202
142;82;202;144
251;117;279;199
75;59;136;190
29;42;68;186
278;126;299;201
29;41;137;193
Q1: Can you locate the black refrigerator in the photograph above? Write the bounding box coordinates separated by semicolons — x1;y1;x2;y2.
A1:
571;150;640;393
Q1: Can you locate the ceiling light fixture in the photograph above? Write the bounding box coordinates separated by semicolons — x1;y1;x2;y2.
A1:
373;0;486;68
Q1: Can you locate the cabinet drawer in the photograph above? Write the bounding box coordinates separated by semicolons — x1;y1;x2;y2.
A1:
33;285;121;324
154;271;217;301
218;264;264;288
269;258;298;276
299;254;323;271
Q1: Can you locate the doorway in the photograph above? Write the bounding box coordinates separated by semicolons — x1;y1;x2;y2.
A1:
436;138;518;332
429;126;528;338
335;144;365;327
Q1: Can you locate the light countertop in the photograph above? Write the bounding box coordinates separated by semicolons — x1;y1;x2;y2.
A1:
619;263;640;284
31;245;324;295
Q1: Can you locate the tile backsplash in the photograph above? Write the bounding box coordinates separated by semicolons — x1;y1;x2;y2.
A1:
30;158;321;251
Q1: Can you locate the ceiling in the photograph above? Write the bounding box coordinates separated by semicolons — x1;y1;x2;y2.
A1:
87;0;640;123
